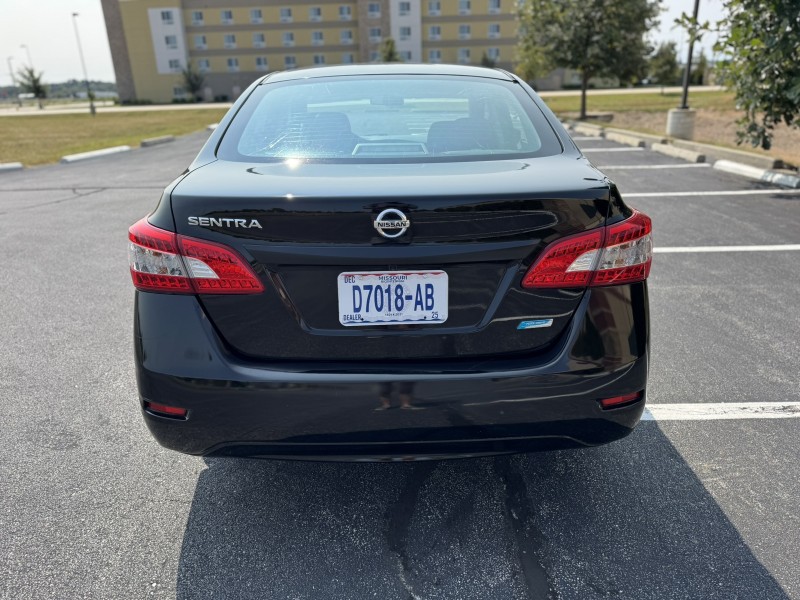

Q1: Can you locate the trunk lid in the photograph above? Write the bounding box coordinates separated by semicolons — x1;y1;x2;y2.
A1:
170;157;609;361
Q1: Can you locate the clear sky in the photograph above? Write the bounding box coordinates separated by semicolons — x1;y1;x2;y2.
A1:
0;0;726;87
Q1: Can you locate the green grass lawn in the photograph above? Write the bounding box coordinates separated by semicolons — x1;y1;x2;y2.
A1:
0;109;228;166
543;90;735;115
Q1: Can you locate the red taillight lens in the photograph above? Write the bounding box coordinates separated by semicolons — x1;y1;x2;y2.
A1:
128;218;263;294
522;210;652;289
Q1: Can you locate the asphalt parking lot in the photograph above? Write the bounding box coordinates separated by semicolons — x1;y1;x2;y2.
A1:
1;129;799;600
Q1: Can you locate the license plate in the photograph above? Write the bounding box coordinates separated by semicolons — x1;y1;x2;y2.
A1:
337;271;448;326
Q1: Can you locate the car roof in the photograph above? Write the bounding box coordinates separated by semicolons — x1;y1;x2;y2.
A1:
261;63;516;84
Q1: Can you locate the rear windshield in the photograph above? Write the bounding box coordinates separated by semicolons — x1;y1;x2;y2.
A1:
217;75;563;163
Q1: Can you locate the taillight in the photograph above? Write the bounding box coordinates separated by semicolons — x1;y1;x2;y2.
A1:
522;210;652;289
128;218;264;294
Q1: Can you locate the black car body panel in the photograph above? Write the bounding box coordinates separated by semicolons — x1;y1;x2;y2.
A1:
130;64;651;460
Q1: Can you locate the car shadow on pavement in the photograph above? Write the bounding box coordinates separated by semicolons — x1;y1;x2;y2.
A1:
175;423;789;600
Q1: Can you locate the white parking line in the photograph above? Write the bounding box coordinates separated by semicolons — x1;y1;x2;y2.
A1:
581;147;645;152
571;136;604;141
643;402;800;421
599;164;710;170
655;244;800;253
626;189;800;198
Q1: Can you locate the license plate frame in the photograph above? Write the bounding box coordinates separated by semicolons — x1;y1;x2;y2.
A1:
337;270;448;327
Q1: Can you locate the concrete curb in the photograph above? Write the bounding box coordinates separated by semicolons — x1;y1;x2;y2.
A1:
605;131;646;148
672;139;782;170
652;143;706;163
207;123;218;131
566;120;800;187
0;162;24;172
571;122;604;137
60;146;131;164
140;135;175;147
713;160;800;188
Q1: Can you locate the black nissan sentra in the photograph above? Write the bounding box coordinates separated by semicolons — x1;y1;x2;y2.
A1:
129;64;652;460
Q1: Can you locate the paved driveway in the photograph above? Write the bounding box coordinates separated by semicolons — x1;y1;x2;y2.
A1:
1;130;798;599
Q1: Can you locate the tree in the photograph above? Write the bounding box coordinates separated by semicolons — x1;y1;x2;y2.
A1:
480;52;497;68
517;0;660;119
380;38;401;62
181;61;205;101
649;42;680;87
181;61;206;100
690;51;708;85
16;65;47;108
713;0;799;149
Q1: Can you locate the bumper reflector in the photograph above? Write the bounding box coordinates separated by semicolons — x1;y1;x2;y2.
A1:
598;391;644;410
144;401;188;419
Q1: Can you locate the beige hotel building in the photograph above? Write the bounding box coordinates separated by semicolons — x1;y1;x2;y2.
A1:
101;0;518;103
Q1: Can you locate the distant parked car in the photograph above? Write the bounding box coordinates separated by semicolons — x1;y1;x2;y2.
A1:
129;64;652;461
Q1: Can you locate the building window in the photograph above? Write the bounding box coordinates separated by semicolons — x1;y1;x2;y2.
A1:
168;59;181;71
458;48;470;64
312;31;324;45
194;35;206;50
224;34;237;49
428;25;441;40
488;23;501;38
160;10;173;24
400;50;412;61
487;47;500;61
459;0;471;15
227;57;239;72
340;30;353;44
339;5;352;20
399;26;411;41
399;1;411;15
280;7;292;23
253;32;266;48
255;56;269;71
165;35;177;49
284;55;297;69
428;1;441;16
313;54;326;65
309;6;322;21
428;49;441;63
221;10;233;24
197;59;210;72
368;3;381;18
191;11;203;25
488;0;501;14
369;27;381;43
250;9;263;24
458;24;471;40
283;32;295;47
369;51;379;62
342;52;355;63
173;86;186;98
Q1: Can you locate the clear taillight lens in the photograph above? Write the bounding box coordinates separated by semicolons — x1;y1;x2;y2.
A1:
522;210;653;289
128;218;264;294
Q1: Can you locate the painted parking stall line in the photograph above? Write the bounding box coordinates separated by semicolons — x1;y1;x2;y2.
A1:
581;147;645;153
598;164;711;170
643;402;800;421
625;189;800;198
655;244;800;253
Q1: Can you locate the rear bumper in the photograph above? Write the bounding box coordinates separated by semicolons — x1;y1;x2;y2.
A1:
134;283;649;459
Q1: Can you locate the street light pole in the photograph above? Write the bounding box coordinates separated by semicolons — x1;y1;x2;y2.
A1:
20;44;33;68
6;56;21;108
72;12;96;115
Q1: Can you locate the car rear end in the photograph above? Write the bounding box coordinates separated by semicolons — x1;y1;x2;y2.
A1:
129;66;651;460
